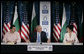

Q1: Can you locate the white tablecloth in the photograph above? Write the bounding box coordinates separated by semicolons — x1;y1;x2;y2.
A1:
1;42;83;45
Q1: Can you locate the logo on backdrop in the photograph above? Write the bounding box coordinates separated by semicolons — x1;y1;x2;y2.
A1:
42;5;48;14
42;16;48;25
40;2;51;39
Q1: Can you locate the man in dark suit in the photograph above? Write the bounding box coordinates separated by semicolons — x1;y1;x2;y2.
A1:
30;25;50;43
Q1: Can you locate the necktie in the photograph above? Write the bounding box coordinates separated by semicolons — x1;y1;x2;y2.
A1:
37;32;41;43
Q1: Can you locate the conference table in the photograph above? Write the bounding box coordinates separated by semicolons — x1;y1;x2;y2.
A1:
1;42;83;53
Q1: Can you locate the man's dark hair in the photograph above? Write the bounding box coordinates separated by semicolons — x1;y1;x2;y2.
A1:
10;25;15;29
66;25;73;31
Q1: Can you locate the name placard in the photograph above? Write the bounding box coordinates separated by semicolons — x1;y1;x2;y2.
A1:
27;44;53;51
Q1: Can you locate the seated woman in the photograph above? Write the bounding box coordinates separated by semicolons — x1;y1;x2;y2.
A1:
63;25;79;44
3;25;21;44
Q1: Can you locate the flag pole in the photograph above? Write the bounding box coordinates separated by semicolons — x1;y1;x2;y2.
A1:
1;2;2;42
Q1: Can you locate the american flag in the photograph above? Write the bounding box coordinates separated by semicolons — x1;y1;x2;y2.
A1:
53;2;61;42
2;2;14;36
70;18;77;34
20;3;30;41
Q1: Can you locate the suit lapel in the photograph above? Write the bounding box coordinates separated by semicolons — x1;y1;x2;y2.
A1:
34;32;37;42
41;32;42;41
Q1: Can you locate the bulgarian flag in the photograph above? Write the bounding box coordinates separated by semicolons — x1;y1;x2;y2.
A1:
31;3;37;33
60;4;67;42
13;5;20;35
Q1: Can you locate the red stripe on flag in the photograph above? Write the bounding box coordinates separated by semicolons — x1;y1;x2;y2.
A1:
54;25;60;38
73;26;77;31
20;35;26;42
27;25;30;34
21;30;28;39
22;25;29;38
26;25;30;36
7;23;10;31
53;32;58;41
3;25;8;32
20;29;27;42
57;23;61;31
57;24;61;35
73;23;77;30
52;33;57;42
27;25;30;30
23;25;29;35
22;25;28;33
53;31;59;41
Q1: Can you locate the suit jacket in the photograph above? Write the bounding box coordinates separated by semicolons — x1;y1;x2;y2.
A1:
30;31;47;42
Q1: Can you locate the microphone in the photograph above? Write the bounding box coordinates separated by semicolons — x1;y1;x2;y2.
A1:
40;42;42;44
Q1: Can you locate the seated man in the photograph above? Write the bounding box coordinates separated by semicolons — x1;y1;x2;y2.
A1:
3;25;21;44
30;25;50;43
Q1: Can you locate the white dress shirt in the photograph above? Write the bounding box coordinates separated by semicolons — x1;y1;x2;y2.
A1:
63;32;79;43
36;32;41;43
3;32;21;43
